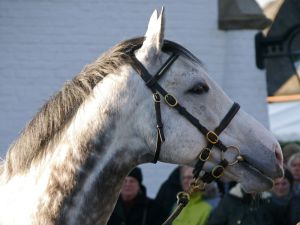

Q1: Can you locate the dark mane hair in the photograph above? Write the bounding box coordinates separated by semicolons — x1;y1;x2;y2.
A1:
4;37;145;176
3;37;201;177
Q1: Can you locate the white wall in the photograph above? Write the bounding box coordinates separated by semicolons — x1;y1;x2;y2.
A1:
223;31;269;124
269;101;300;141
0;0;269;197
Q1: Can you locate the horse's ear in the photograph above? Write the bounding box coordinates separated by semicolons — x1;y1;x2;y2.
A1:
139;7;165;58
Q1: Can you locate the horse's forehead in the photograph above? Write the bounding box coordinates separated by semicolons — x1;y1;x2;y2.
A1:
165;57;207;83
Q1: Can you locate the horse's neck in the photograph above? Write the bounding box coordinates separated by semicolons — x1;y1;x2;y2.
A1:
0;71;149;225
54;141;135;225
40;74;147;224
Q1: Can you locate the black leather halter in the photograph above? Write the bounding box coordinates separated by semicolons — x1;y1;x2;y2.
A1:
129;40;240;183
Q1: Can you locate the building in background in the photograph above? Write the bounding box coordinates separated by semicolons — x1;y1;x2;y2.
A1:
255;0;300;142
0;0;271;197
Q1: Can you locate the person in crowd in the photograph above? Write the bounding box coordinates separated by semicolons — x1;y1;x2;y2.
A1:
286;153;300;225
203;181;221;210
172;166;212;225
107;167;167;225
288;193;300;225
282;143;300;166
272;168;294;198
155;166;221;215
287;152;300;195
155;166;182;215
206;183;279;225
270;168;295;225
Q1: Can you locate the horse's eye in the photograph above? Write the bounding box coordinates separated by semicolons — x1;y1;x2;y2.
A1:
187;82;209;94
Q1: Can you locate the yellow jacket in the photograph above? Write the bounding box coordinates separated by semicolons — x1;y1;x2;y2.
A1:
172;192;212;225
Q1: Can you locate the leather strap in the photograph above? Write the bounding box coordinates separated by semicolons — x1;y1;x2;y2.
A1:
130;52;179;163
193;103;240;179
130;50;240;167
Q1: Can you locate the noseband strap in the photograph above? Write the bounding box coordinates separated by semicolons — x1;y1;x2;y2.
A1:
193;102;240;180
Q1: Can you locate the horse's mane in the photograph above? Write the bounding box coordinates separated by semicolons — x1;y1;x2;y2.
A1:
3;36;201;178
4;37;145;177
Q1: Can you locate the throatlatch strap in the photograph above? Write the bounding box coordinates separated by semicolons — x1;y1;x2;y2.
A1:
130;52;179;163
153;93;165;163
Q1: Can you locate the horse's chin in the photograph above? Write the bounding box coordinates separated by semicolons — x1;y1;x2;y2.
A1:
237;161;276;193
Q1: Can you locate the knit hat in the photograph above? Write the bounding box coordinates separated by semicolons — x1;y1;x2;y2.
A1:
128;167;143;185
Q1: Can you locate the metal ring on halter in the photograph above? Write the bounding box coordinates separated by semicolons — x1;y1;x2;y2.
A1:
164;94;178;107
191;178;206;191
221;145;242;166
176;191;190;203
153;92;161;102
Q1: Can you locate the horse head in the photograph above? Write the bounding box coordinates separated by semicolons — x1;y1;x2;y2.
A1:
0;8;283;225
129;8;283;192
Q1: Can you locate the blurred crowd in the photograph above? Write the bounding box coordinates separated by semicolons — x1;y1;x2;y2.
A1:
107;143;300;225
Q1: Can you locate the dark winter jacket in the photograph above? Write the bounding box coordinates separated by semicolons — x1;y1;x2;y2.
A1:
155;167;182;215
207;184;280;225
107;188;167;225
286;193;300;225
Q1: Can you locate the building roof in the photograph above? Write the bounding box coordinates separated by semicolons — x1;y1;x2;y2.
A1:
261;0;300;97
218;0;271;30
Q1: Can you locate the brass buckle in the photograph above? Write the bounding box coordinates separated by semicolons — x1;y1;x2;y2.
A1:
191;178;206;191
198;148;211;161
221;146;242;166
206;131;219;144
211;165;224;178
153;92;161;102
164;94;178;107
